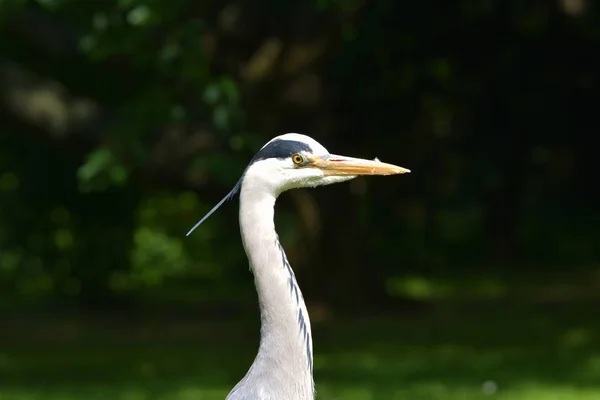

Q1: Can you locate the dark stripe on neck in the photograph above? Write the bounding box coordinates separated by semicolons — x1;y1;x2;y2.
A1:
275;236;313;372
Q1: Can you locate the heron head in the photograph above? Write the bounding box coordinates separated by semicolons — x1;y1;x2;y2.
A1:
242;133;410;192
186;133;410;236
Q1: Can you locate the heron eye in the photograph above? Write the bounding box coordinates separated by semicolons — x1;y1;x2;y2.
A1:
291;154;304;166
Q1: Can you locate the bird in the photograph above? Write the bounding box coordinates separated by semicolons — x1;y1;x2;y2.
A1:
186;133;410;400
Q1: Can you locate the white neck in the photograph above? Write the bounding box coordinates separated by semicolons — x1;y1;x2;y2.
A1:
226;179;314;400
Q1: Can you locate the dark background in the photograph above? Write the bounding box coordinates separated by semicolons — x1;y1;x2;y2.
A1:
0;1;599;399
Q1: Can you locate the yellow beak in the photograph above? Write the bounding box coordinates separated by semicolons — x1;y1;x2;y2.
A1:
308;154;411;176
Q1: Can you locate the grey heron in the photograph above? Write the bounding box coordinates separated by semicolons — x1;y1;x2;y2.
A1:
187;133;410;400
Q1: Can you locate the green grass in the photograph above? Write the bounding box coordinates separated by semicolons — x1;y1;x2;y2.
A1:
0;301;599;399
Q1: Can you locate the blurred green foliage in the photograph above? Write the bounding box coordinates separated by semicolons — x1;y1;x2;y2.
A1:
1;303;600;399
0;0;599;309
1;1;599;398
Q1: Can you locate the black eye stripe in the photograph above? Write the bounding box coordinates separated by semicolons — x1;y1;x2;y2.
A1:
249;140;312;165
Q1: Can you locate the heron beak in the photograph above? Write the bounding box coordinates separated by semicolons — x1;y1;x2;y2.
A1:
308;154;411;176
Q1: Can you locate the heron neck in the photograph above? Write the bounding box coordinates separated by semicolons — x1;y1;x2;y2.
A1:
238;182;314;393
